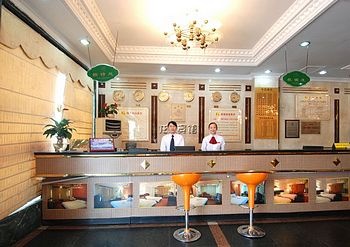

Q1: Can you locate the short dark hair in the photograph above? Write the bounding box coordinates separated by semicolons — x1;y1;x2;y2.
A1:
167;121;178;127
208;122;217;129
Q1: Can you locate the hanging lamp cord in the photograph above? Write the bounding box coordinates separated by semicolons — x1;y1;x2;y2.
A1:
284;45;288;73
305;45;310;74
112;31;119;66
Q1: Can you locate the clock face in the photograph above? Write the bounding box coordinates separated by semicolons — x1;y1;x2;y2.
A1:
133;90;145;102
184;91;194;102
113;90;125;102
230;92;241;103
158;91;169;102
211;91;222;102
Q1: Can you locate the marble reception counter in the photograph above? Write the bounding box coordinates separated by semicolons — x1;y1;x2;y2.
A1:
34;150;350;222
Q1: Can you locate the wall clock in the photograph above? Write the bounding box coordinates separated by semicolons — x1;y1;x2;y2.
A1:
158;91;169;102
133;90;145;102
230;92;241;103
113;90;125;102
211;91;222;102
184;91;195;102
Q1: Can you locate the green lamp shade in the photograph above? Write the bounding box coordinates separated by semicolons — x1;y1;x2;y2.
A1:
282;71;310;87
87;64;119;82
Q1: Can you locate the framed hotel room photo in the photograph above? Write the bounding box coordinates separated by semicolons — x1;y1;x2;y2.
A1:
285;120;300;138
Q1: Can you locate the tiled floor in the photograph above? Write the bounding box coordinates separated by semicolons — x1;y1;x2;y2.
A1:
14;217;350;247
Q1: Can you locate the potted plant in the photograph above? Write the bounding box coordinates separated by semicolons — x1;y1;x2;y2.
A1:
43;109;76;152
100;103;118;118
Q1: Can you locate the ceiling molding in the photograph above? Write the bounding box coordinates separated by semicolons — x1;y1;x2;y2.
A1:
65;0;337;67
252;0;336;63
64;0;115;60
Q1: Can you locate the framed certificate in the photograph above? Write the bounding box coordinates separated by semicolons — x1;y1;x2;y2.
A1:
285;120;300;138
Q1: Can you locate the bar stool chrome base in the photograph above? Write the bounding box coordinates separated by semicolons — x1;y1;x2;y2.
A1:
171;174;201;243
237;225;266;238
173;228;201;242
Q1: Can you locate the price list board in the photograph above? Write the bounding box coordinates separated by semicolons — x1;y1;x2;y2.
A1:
296;94;330;120
254;88;279;139
209;109;242;142
118;107;149;141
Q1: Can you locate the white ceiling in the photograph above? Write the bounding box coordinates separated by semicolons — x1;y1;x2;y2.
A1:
10;0;350;81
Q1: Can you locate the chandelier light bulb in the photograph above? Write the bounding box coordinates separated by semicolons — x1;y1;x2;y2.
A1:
164;12;220;50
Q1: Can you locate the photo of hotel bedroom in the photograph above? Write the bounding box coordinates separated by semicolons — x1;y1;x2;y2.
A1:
194;180;222;206
316;177;349;203
230;180;266;205
139;181;177;208
47;184;87;209
138;180;222;208
274;179;309;204
94;183;133;208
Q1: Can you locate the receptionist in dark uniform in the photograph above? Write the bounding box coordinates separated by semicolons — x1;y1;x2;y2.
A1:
160;121;184;151
201;122;225;151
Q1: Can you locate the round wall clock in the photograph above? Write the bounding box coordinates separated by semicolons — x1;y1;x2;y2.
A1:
230;92;241;103
113;90;125;102
133;90;145;102
184;91;195;102
211;91;222;102
158;91;169;102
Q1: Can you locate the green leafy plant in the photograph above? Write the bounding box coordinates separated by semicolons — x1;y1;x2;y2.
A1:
43;118;76;139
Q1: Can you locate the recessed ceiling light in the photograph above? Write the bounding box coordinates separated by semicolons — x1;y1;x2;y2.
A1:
300;41;311;47
215;68;221;73
80;38;90;46
264;69;272;74
160;66;166;71
319;70;327;75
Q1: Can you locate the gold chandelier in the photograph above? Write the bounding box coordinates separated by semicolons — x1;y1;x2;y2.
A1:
164;19;219;50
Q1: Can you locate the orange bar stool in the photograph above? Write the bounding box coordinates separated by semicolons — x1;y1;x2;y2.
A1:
236;172;268;238
172;173;201;242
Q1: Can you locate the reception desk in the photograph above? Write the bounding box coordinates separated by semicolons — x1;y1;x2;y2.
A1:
35;150;350;222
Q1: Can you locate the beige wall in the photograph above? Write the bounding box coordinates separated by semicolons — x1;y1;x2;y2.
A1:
279;80;350;149
99;76;350;151
98;78;253;150
0;9;93;220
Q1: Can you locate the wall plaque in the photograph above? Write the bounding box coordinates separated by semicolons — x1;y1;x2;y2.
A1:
296;94;330;120
171;104;186;121
254;88;279;139
209;109;242;142
285;120;300;138
301;121;321;134
118;107;149;141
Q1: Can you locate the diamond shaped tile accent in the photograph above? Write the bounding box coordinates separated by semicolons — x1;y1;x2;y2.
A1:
140;160;150;170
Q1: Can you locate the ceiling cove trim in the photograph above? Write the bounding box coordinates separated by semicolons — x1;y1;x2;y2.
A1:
64;0;115;60
114;54;257;66
66;0;337;67
252;0;337;63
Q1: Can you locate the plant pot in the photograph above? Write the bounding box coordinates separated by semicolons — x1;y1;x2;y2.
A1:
107;113;117;118
53;137;68;152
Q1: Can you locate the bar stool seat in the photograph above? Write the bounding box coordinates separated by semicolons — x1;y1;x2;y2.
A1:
172;173;201;243
236;172;268;238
